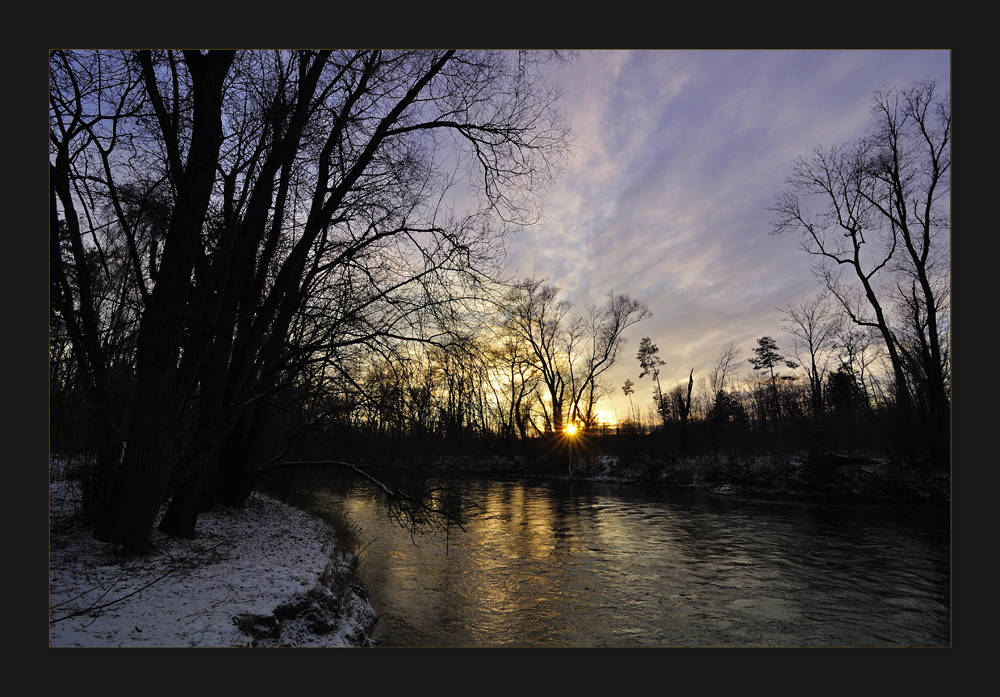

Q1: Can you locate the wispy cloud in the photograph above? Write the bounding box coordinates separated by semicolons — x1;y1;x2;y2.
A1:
507;49;951;412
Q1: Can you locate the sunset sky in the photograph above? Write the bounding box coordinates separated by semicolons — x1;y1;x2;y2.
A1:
503;49;951;423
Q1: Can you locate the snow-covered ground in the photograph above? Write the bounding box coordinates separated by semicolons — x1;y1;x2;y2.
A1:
49;477;378;647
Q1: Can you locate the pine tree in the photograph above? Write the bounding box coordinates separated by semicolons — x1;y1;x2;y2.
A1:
637;337;667;425
748;336;799;423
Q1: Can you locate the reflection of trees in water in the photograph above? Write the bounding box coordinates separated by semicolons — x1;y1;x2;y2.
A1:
317;479;948;646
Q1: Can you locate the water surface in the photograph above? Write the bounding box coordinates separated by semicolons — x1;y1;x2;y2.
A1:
298;476;950;647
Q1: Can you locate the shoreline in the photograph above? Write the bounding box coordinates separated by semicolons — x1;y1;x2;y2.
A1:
49;449;948;647
48;476;379;647
375;450;952;504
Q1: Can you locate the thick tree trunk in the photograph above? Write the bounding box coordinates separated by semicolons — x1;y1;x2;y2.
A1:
216;401;276;507
92;51;235;552
157;460;207;538
194;412;248;512
93;370;176;552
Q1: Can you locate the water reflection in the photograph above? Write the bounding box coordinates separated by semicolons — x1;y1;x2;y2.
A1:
297;476;949;647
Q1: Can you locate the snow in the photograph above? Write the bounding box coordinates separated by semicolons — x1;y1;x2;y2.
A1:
49;477;378;647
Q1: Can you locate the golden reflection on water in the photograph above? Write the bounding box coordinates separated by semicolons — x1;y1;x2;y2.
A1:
304;477;949;646
468;484;565;633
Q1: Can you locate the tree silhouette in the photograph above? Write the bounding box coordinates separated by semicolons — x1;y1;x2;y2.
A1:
709;341;741;423
502;280;650;433
748;336;799;423
780;294;839;420
637;337;667;425
770;79;950;465
622;379;635;423
52;50;573;551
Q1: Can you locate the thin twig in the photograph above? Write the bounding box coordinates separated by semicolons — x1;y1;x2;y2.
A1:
49;556;144;611
50;540;227;625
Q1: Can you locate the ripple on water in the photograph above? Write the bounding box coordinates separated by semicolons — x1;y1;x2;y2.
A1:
728;596;797;622
301;476;950;647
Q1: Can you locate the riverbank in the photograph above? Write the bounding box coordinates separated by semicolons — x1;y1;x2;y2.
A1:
417;449;951;503
48;475;378;647
595;451;951;502
49;446;947;647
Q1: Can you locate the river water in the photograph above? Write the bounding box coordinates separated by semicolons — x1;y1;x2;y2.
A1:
294;474;950;647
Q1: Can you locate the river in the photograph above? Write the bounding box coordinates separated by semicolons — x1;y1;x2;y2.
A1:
292;474;950;647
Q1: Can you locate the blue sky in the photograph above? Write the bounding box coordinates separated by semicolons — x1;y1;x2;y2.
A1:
503;49;951;421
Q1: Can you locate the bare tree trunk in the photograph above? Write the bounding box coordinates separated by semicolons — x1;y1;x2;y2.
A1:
94;51;235;552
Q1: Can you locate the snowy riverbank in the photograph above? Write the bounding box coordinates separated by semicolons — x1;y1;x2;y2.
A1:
49;477;378;647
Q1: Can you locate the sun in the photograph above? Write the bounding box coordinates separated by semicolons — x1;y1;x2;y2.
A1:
564;423;577;435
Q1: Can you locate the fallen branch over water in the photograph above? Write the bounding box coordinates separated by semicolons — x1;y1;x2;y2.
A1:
259;460;479;542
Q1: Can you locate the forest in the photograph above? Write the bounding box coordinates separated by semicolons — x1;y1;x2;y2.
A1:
50;50;950;553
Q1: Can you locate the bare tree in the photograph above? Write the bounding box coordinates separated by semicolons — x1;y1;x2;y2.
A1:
490;331;543;444
50;51;149;519
864;81;950;444
779;293;840;419
500;280;572;433
667;369;695;452
769;79;949;464
501;280;650;433
831;322;880;406
52;50;573;551
769;141;907;409
708;341;742;422
568;293;653;428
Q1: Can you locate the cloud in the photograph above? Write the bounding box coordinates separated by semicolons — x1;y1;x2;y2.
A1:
507;50;951;411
